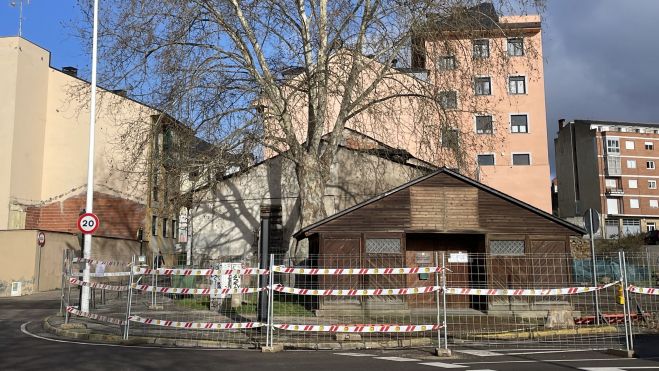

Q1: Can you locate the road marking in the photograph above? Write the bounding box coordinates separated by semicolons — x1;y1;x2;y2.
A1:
373;356;420;362
581;368;659;370
19;322;239;351
418;362;467;368
334;353;375;357
506;349;596;356
454;349;502;357
457;358;633;365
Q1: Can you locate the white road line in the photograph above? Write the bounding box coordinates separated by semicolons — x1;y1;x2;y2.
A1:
417;362;467;368
505;349;597;356
580;368;659;371
454;349;502;357
334;353;375;357
373;356;420;362
457;358;633;366
19;322;240;351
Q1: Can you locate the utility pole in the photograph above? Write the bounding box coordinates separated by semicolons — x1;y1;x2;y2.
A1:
81;0;99;313
9;0;30;37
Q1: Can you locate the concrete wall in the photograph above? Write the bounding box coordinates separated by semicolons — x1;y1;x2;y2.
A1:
0;229;140;297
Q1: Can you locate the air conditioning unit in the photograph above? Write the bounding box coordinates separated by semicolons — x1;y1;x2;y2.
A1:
10;281;21;297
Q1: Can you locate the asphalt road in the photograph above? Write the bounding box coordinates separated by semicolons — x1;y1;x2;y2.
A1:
2;291;659;371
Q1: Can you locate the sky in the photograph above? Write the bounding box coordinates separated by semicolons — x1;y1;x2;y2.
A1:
2;1;659;176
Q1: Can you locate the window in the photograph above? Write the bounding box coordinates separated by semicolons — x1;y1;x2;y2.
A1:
605;178;617;189
606;138;620;154
172;219;177;239
625;140;635;150
438;91;457;109
649;180;657;189
507;38;524;56
476;115;493;134
163;218;168;237
474;77;491;95
511;114;528;133
437;56;456;71
477;154;495;166
512;153;530;165
648;161;656;169
629;179;638;189
651;200;659;209
605;219;619;238
646;142;654;150
473;39;489;59
630;199;640;209
607;157;622;175
648;222;656;232
365;238;401;254
152;216;158;236
509;76;526;94
441;127;459;149
627;160;636;169
622;219;641;236
490;240;524;256
607;198;619;215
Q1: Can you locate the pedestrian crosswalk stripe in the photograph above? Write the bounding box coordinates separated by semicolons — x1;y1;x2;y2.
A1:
454;349;502;357
333;353;375;357
373;356;420;362
418;362;467;368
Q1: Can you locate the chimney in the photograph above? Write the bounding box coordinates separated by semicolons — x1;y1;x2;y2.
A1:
62;66;78;77
558;118;566;128
112;89;128;97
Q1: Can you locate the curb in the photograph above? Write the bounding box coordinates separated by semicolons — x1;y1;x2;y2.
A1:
43;315;434;350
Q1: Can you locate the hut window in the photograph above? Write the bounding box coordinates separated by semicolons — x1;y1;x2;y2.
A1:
365;238;401;254
490;240;524;256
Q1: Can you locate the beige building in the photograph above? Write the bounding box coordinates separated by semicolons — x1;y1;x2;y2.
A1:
191;130;434;263
0;36;181;295
555;119;659;238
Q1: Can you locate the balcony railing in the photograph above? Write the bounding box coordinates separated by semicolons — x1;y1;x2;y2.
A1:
605;188;624;196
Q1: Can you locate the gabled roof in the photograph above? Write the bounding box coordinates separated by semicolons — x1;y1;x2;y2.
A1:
293;167;585;239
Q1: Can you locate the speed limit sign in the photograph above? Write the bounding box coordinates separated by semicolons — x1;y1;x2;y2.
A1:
77;213;100;234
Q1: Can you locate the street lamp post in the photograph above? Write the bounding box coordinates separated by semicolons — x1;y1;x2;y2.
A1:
80;0;99;313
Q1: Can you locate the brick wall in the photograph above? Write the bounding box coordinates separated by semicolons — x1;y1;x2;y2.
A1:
25;192;146;240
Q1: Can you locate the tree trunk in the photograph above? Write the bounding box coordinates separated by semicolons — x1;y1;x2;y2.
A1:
295;155;330;228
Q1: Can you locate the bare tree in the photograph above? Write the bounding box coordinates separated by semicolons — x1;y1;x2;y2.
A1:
76;0;544;227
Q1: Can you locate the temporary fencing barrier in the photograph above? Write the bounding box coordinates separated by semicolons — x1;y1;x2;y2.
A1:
62;251;659;352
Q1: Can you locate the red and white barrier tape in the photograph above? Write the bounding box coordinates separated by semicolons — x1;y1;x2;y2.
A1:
627;285;659;295
68;277;129;291
273;266;448;275
72;258;130;267
274;284;441;296
133;267;269;276
66;306;126;326
274;323;442;332
128;315;264;329
89;272;132;277
445;281;619;296
131;283;265;295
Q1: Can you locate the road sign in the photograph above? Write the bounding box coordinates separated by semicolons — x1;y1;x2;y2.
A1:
583;208;600;234
37;231;45;247
77;213;100;234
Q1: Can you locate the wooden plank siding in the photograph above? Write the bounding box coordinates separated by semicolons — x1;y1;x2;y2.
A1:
309;172;580;236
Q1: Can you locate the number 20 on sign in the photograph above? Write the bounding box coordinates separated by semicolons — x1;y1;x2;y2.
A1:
77;213;100;234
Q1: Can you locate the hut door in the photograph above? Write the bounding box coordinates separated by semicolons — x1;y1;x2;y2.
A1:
319;236;362;310
364;237;406;311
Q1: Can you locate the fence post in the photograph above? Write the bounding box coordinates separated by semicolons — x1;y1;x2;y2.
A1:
123;255;136;340
622;251;634;351
434;251;441;350
441;251;448;350
59;249;67;316
618;251;630;352
267;254;275;348
65;251;72;324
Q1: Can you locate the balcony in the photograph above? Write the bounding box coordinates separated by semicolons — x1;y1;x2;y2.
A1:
606;157;622;176
605;188;624;197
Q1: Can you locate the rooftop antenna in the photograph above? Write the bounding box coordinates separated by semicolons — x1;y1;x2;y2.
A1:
9;0;30;37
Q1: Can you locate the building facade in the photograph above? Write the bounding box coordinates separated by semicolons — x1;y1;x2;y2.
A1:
555;119;659;238
0;37;182;274
409;3;552;212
